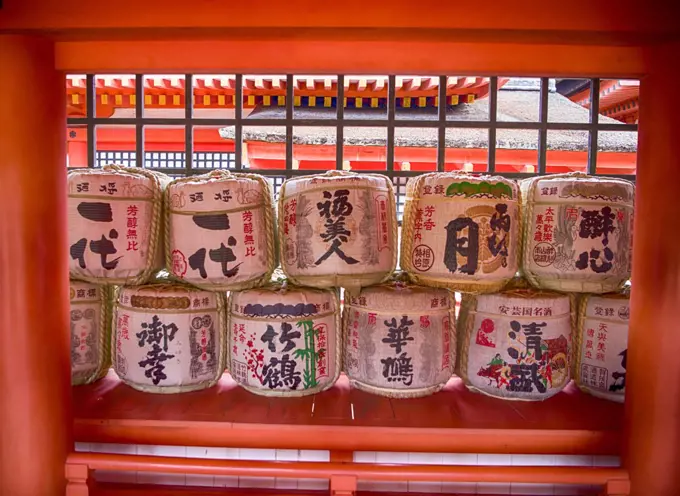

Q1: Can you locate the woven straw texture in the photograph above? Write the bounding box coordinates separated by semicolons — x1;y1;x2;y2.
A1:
112;283;227;394
164;170;277;291
573;291;629;403
343;277;455;398
401;172;521;294
458;287;576;401
520;173;634;293
227;281;341;397
70;280;112;386
68;165;170;285
277;170;397;291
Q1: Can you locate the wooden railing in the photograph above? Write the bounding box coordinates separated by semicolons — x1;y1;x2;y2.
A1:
65;451;631;496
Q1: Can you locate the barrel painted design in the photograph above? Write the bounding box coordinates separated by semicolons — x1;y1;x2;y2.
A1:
278;170;397;289
68;166;169;285
521;174;634;293
228;283;340;397
344;281;455;398
70;280;110;385
401;173;521;293
166;171;276;291
113;284;226;393
458;289;574;401
575;293;629;403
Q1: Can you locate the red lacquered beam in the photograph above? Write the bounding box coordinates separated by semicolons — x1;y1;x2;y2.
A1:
67;452;628;485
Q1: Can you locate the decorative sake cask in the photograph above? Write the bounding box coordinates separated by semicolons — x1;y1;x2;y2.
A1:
70;280;111;385
68;165;169;285
113;284;226;393
521;173;634;293
278;170;397;289
575;292;629;402
458;289;574;401
228;282;340;397
401;173;521;293
344;279;455;398
165;171;277;291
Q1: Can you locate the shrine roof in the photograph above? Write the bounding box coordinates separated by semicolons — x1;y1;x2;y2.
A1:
220;90;637;153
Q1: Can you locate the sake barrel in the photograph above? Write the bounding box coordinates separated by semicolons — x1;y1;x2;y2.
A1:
521;173;634;293
458;289;574;401
343;281;455;398
575;293;629;402
113;284;226;393
278;170;397;289
228;283;340;397
165;171;276;291
70;280;111;385
68;165;169;285
401;173;521;293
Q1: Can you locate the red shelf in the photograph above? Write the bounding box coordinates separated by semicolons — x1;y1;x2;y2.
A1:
74;371;622;455
92;483;588;496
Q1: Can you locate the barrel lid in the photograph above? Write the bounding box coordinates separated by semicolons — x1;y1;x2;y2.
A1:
348;281;451;313
231;282;337;319
118;283;219;311
475;288;571;316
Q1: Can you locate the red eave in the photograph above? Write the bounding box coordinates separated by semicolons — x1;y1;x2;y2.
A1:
569;79;639;124
66;75;507;118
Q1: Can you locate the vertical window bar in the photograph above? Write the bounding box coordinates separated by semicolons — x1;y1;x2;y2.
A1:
386;75;396;172
487;76;498;174
537;76;550;175
286;74;294;177
336;74;344;170
437;75;447;172
86;74;95;168
235;74;243;170
588;78;600;175
185;74;193;175
135;74;144;169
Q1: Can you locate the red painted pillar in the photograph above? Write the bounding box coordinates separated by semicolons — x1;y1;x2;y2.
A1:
0;36;71;496
625;42;680;496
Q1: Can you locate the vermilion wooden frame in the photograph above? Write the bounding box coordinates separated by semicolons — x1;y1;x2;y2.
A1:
1;2;679;495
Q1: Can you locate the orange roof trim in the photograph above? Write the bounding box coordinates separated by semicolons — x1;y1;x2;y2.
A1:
66;75;507;117
568;79;639;124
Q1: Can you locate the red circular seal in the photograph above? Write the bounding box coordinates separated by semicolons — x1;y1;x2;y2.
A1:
412;244;434;272
481;318;494;334
533;242;556;267
171;249;188;277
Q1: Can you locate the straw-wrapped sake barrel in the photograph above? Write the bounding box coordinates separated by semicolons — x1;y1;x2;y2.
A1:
401;173;521;293
344;280;455;398
68;165;169;285
278;170;397;289
458;289;574;401
113;284;226;393
521;174;634;293
70;280;111;385
165;171;276;290
228;283;340;397
575;293;629;402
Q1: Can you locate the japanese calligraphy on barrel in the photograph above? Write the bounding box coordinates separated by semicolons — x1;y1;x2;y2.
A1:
278;170;397;289
575;292;629;402
521;173;634;293
165;171;276;291
70;280;111;385
68;165;169;285
228;283;340;397
401;173;521;293
458;289;574;401
344;280;455;398
113;284;226;393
